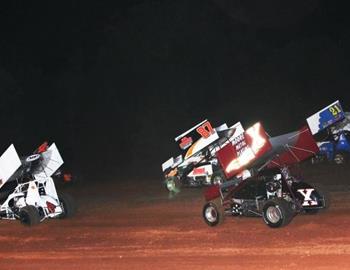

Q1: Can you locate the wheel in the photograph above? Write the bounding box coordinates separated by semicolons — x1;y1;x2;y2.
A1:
320;187;331;210
311;155;323;164
334;153;345;164
211;171;225;185
19;205;41;226
202;198;225;226
164;176;181;193
262;198;294;228
58;193;77;218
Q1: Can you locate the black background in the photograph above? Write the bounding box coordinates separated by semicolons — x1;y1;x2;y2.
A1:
0;0;350;182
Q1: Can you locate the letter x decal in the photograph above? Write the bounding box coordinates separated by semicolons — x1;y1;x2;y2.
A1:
297;188;318;206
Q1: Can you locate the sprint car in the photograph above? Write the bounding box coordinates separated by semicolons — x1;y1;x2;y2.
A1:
162;121;246;192
311;112;350;164
203;166;329;228
0;142;76;226
202;101;343;228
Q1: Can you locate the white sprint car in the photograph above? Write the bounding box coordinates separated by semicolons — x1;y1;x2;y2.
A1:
0;142;76;226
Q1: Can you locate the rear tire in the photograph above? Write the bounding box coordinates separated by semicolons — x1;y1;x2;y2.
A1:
311;155;323;164
202;198;225;226
165;176;182;193
58;193;76;218
19;205;40;226
334;153;345;164
262;198;294;228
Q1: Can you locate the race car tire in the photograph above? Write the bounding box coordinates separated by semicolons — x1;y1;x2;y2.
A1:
165;176;182;193
262;198;293;228
19;205;40;226
202;198;225;226
319;186;331;210
334;153;346;164
58;193;77;218
210;171;225;185
311;155;324;165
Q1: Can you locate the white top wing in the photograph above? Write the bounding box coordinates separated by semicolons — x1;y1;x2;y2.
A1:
34;143;64;179
0;144;21;189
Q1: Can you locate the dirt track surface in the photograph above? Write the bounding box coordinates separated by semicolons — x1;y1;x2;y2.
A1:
0;164;350;270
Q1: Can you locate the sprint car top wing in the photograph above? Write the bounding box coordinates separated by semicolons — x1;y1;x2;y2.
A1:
175;119;219;159
307;100;345;135
0;144;22;189
216;122;319;178
162;121;236;172
34;143;64;179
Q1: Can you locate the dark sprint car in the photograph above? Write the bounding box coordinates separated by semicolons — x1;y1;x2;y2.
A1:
203;165;329;228
201;101;344;228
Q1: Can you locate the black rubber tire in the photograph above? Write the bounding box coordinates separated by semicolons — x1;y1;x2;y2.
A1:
334;152;346;164
311;155;323;165
320;186;331;210
164;176;182;193
19;205;41;226
202;198;225;227
58;193;77;218
262;198;294;228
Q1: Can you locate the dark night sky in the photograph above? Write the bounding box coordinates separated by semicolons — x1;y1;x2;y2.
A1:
0;1;350;181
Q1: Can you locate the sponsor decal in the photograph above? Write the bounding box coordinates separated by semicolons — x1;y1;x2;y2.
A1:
192;167;206;175
196;121;214;139
220;122;271;177
297;188;318;206
245;123;267;154
179;136;193;150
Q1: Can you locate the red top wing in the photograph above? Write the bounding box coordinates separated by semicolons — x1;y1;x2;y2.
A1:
268;126;319;168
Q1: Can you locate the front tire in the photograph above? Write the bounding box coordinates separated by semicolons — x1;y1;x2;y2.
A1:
262;198;294;228
164;176;182;193
19;205;41;226
202;198;225;226
58;193;76;218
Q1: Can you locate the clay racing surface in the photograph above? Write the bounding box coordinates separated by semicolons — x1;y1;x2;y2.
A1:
0;164;350;270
